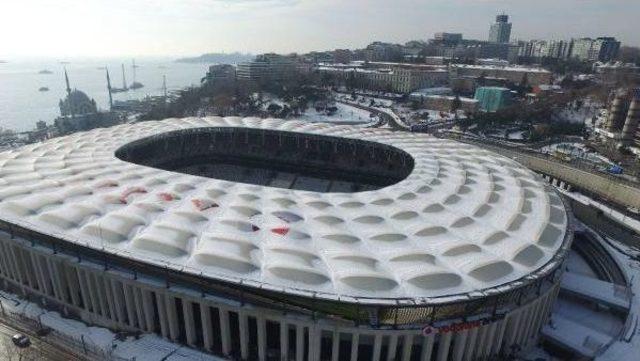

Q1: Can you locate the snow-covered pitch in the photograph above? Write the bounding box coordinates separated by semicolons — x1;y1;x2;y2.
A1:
0;117;570;304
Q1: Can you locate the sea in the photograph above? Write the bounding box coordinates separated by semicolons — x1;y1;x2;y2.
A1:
0;57;211;132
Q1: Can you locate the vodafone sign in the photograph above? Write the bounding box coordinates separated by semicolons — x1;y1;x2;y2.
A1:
422;320;484;336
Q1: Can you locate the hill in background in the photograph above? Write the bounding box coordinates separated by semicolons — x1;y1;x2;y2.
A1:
175;52;254;64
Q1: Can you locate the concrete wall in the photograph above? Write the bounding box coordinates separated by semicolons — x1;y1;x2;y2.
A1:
0;230;560;361
516;154;640;209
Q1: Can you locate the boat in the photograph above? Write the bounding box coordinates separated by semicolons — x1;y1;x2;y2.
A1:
39;87;49;92
110;64;129;93
38;69;53;74
129;59;144;90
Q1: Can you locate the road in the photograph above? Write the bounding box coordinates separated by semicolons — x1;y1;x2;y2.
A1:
0;317;83;361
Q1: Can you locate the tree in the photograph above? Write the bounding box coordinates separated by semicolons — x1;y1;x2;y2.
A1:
267;103;282;116
477;71;488;87
450;95;462;120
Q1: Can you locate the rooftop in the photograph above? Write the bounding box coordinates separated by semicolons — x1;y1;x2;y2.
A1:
0;118;569;304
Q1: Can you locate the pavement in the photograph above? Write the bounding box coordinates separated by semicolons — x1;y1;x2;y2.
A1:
0;316;83;361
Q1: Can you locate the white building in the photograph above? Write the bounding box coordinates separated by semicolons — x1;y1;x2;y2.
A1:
0;118;572;361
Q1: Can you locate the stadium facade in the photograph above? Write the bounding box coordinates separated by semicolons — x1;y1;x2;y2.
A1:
0;118;572;361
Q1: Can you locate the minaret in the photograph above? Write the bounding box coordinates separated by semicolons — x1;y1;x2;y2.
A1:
162;75;167;99
64;68;75;119
64;67;72;97
121;63;128;90
132;59;136;86
106;68;113;110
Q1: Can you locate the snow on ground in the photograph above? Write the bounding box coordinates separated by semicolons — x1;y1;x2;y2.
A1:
557;188;640;238
581;232;640;361
541;142;615;166
336;94;393;108
565;251;599;279
298;102;375;124
484;128;528;141
553;295;624;339
0;289;223;361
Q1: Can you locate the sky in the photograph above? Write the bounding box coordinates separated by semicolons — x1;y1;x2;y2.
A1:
1;0;639;59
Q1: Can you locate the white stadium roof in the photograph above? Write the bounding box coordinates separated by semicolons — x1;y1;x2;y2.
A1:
0;118;569;304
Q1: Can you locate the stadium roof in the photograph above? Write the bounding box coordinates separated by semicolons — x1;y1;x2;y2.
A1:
0;118;569;304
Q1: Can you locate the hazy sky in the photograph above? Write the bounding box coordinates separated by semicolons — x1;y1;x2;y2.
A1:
2;0;639;58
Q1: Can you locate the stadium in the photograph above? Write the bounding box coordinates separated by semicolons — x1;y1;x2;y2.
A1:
0;117;572;361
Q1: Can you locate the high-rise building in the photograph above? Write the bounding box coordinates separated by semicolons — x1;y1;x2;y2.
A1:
489;14;512;43
434;32;463;44
570;37;621;62
595;37;621;62
475;86;513;111
236;53;297;82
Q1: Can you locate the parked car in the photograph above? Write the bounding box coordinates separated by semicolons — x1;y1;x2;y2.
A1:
11;333;30;348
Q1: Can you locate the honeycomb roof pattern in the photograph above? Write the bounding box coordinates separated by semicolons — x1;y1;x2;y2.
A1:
0;117;568;303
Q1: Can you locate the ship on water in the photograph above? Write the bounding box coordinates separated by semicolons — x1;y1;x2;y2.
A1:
109;60;144;93
38;87;49;92
110;64;128;93
38;69;53;74
129;59;144;90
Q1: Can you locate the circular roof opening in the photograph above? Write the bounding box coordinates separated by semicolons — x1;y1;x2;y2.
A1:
116;127;414;193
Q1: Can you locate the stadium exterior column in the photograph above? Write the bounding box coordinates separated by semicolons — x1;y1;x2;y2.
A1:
420;334;435;361
281;322;290;361
474;324;490;359
371;334;382;361
103;278;117;322
436;332;453;361
23;252;38;291
522;303;539;345
491;319;507;355
165;294;180;341
76;268;92;314
86;272;101;317
110;280;126;326
310;325;322;361
350;332;359;361
28;253;45;292
0;242;10;277
296;324;305;361
504;310;523;349
401;334;413;361
219;307;232;356
65;267;81;307
387;334;398;361
257;316;266;361
133;286;146;330
46;258;62;300
331;330;341;361
7;246;25;286
54;261;69;304
515;307;532;346
123;284;137;327
93;274;109;318
451;330;469;361
481;322;498;358
2;243;18;282
239;312;249;360
531;295;548;339
463;327;479;361
155;294;169;338
182;298;197;346
201;303;214;350
142;289;155;332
